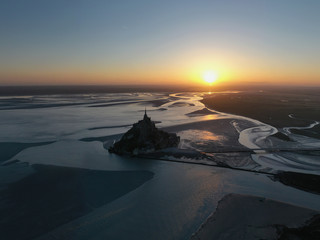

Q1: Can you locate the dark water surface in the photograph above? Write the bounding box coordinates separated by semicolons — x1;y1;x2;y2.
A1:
0;164;153;240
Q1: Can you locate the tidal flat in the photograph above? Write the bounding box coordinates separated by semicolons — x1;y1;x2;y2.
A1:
0;89;319;239
201;89;320;128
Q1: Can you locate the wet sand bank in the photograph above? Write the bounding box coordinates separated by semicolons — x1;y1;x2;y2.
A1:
191;193;319;240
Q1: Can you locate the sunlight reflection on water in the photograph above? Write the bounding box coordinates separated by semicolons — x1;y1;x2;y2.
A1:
178;129;225;142
201;114;220;120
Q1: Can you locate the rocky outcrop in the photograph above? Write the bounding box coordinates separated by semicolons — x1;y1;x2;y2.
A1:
109;110;180;155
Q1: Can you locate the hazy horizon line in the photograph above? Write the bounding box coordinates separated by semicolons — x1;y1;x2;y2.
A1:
1;83;319;96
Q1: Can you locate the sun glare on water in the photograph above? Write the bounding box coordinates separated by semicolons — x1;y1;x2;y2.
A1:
203;70;218;84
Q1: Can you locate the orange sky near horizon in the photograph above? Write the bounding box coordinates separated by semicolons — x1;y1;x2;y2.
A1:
1;57;319;87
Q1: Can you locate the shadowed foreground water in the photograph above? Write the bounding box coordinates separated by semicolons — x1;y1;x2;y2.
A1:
0;164;153;240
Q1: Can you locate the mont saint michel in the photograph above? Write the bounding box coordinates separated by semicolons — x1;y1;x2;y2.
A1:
109;110;180;155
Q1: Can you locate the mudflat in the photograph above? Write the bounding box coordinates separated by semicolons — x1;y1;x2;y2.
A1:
191;193;319;240
201;89;320;128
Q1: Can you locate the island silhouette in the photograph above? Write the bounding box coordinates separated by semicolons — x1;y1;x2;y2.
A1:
109;109;180;155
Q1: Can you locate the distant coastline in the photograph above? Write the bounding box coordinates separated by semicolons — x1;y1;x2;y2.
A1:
1;84;320;96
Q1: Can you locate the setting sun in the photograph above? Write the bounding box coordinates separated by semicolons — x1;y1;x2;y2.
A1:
203;70;218;84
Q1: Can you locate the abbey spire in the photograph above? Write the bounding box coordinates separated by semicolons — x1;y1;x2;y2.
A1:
143;107;150;121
